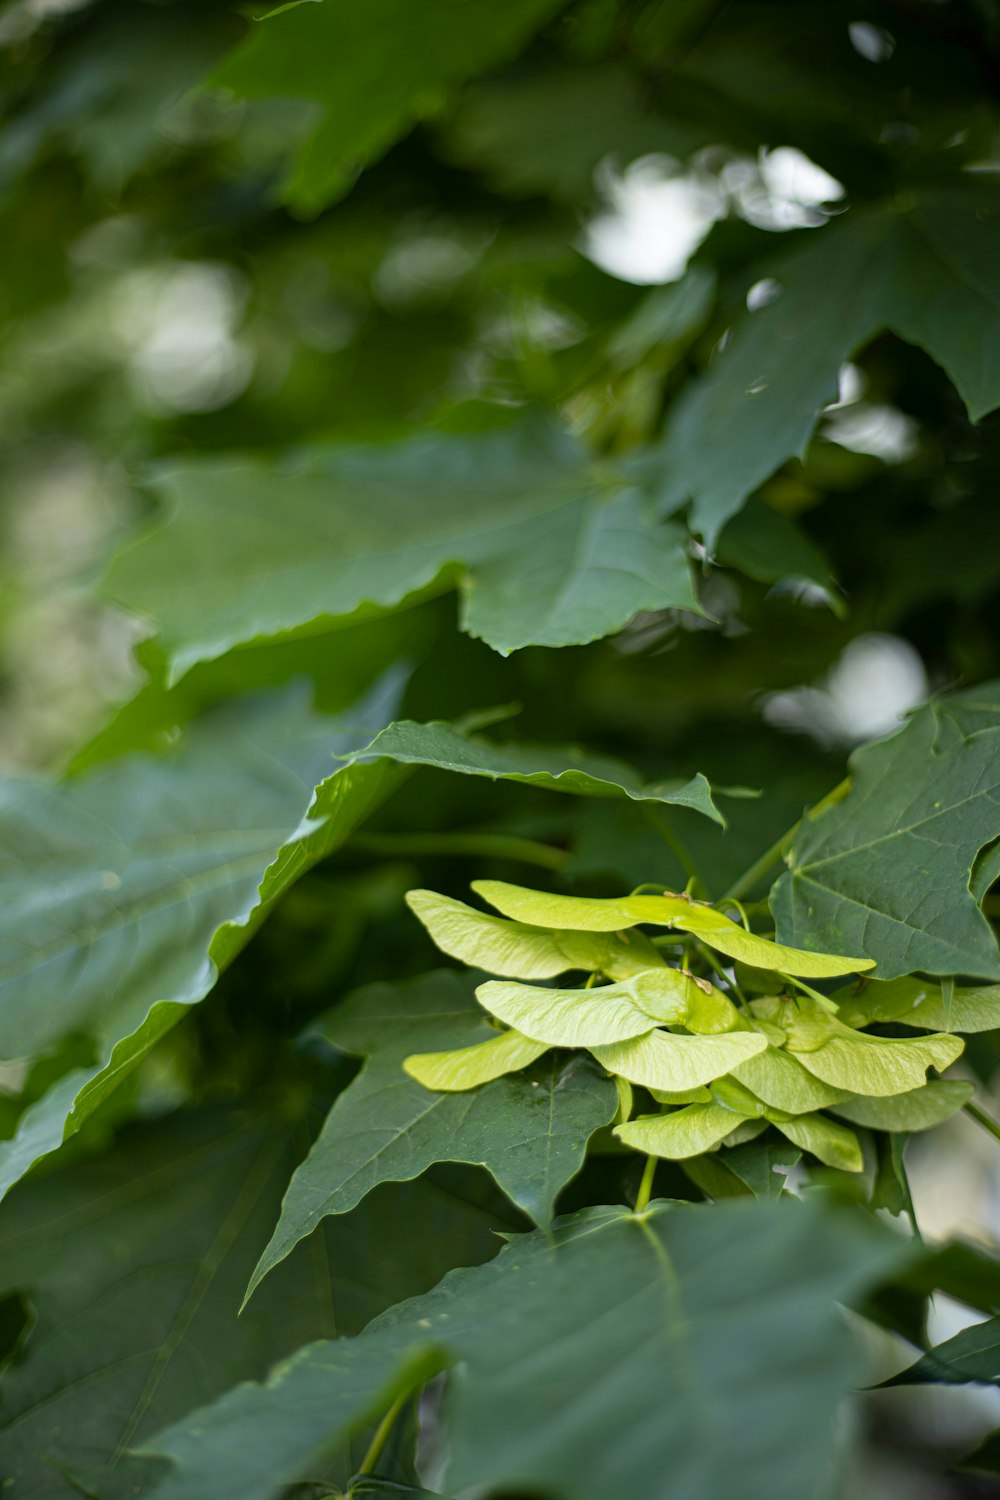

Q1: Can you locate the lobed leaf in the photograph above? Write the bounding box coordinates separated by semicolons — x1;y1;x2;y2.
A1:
0;679;400;1197
147;1197;907;1500
657;189;1000;545
247;972;618;1296
0;1104;510;1499
212;0;570;214
772;687;1000;980
102;420;701;680
345;720;722;820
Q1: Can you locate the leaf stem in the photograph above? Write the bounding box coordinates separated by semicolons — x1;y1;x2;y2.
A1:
896;1146;922;1242
722;776;851;902
634;1154;658;1213
352;830;567;870
963;1100;1000;1145
779;972;839;1013
697;943;750;1011
356;1389;410;1478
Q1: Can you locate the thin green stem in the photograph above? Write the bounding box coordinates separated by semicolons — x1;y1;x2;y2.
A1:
722;776;851;902
697;943;749;1011
896;1148;922;1242
780;972;839;1013
352;831;567;870
964;1100;1000;1145
718;897;752;932
634;1154;658;1213
356;1389;410;1478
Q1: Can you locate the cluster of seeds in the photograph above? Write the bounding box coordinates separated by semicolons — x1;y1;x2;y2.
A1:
402;881;998;1175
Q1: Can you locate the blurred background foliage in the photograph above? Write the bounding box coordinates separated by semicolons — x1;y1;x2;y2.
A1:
1;0;1000;1494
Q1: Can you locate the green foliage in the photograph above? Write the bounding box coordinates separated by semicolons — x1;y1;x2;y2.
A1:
147;1196;906;1500
247;971;617;1297
772;686;1000;978
213;0;569;214
3;0;1000;1493
659;189;1000;542
102;421;699;676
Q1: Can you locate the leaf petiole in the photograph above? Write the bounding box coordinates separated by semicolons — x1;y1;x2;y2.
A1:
963;1100;1000;1146
634;1154;658;1213
356;1388;412;1478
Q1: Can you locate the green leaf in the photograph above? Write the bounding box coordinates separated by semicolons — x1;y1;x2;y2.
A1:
347;1481;445;1499
473;975;662;1045
345;719;722;818
616;1102;749;1158
836;976;1000;1033
405;888;667;980
443;63;711;203
887;1315;1000;1387
720;1139;802;1200
404;1028;548;1091
0;681;399;1196
0;1105;511;1499
758;996;964;1096
657;188;1000;544
592;1029;767;1093
715;497;840;607
247;972;618;1296
146;1196;906;1500
473;880;873;976
772;687;1000;980
212;0;569;214
830;1080;974;1132
957;1430;1000;1475
772;1113;862;1173
102;420;700;680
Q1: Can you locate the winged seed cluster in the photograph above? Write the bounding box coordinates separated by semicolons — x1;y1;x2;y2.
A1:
404;881;987;1174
